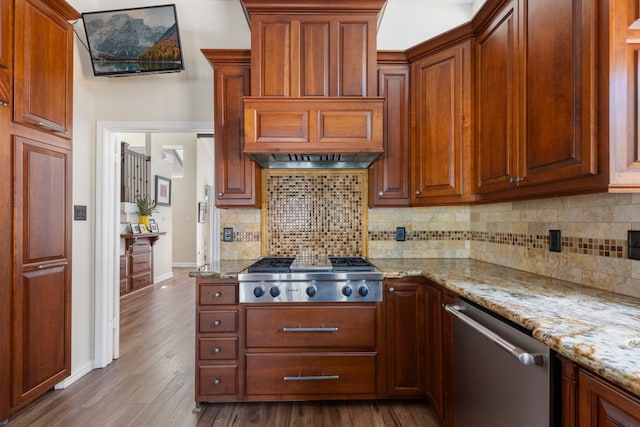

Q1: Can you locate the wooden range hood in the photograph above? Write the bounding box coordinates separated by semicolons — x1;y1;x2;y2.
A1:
240;0;387;168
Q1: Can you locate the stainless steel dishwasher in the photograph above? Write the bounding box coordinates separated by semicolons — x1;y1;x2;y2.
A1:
445;298;557;427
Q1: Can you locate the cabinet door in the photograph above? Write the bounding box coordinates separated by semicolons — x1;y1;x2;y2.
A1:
13;135;71;407
0;90;11;420
14;0;74;138
250;15;377;97
475;1;519;194
578;370;640;426
370;59;410;206
385;279;425;396
519;0;598;186
0;0;11;106
411;41;474;205
609;0;640;190
213;62;261;207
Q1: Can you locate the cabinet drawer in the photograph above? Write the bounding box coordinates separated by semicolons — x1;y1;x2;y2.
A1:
199;284;237;305
130;252;151;274
199;365;237;395
130;271;152;291
246;354;376;395
245;306;376;348
130;241;151;254
119;256;128;279
199;338;238;360
199;311;238;333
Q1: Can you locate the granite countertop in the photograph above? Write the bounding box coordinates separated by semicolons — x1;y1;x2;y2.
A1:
371;258;640;398
190;258;640;397
188;260;254;279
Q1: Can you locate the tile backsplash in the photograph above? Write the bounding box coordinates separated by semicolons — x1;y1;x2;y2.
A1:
219;180;640;299
263;171;367;256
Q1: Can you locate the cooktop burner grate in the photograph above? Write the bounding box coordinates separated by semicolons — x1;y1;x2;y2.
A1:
246;257;294;273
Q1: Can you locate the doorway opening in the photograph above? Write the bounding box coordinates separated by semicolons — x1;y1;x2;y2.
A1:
94;121;218;369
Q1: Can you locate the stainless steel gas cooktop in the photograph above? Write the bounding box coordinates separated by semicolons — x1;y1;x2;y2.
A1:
238;256;383;303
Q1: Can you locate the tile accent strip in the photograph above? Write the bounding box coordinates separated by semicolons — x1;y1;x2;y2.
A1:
369;230;627;258
219;231;261;243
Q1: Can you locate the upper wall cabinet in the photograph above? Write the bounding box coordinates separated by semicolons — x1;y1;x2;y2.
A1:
609;0;640;191
409;32;475;206
202;50;261;208
0;0;11;105
14;0;75;139
369;52;411;207
474;0;608;200
241;0;386;97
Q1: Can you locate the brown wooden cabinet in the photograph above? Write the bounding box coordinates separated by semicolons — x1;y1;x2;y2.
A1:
474;0;607;200
202;50;260;208
408;30;475;206
120;233;164;296
12;133;72;410
369;52;411;207
14;0;75;139
384;278;425;397
609;0;640;191
244;304;380;400
558;355;640;426
424;281;455;427
578;370;640;426
243;0;385;98
0;0;11;106
196;278;242;404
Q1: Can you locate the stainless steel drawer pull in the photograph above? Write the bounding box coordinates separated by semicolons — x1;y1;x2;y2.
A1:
282;327;339;332
444;304;544;366
283;375;339;381
213;320;221;326
0;100;8;106
36;121;63;133
214;292;221;298
214;347;221;353
213;378;221;385
36;261;69;269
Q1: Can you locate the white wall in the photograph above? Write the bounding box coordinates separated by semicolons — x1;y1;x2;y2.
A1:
196;136;215;265
65;0;477;381
168;134;198;267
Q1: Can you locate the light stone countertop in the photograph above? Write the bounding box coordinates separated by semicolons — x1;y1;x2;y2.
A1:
371;258;640;398
190;258;640;398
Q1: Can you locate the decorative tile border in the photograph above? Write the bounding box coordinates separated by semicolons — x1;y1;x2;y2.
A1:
369;230;627;259
219;231;261;242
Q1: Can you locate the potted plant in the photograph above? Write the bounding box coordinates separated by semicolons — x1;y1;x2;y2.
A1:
134;194;158;230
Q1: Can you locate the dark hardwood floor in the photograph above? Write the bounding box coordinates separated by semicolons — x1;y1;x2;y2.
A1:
6;268;442;427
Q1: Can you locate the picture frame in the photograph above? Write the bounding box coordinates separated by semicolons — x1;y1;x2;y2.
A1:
130;223;141;234
198;202;206;223
155;175;172;206
150;223;159;233
139;224;149;233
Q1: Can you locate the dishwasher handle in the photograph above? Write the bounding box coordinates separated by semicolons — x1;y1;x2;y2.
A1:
444;304;545;367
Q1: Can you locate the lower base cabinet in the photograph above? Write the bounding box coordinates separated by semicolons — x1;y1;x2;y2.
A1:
578;369;640;426
558;352;640;426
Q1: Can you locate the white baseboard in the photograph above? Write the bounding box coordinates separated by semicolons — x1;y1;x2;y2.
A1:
172;262;197;268
54;360;95;389
154;271;174;284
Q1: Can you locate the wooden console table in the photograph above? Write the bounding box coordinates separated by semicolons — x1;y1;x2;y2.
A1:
120;232;166;296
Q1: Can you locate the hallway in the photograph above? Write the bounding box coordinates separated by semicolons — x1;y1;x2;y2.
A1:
6;268;441;426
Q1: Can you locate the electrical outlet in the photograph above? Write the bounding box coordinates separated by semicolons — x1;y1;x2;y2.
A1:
629;230;640;260
396;227;406;242
549;230;562;252
223;227;234;242
74;205;87;221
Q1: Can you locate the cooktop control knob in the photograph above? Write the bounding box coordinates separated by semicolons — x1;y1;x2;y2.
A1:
306;286;317;297
269;286;280;298
342;286;353;297
253;286;265;298
357;285;369;297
